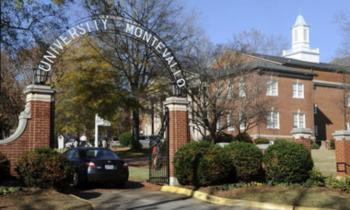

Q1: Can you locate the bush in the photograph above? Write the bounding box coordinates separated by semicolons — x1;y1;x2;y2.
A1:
119;132;132;146
326;176;350;193
174;141;212;186
197;145;231;186
305;169;326;187
235;132;253;143
312;142;320;149
215;133;235;143
16;148;73;188
329;140;335;150
174;141;230;186
0;152;10;180
263;140;313;184
254;138;270;144
225;142;264;182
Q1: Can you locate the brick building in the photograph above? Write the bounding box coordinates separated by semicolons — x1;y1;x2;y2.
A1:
140;15;350;142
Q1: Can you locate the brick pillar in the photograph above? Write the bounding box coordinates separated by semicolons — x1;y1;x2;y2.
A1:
333;130;350;176
291;128;313;151
0;85;55;175
164;97;189;185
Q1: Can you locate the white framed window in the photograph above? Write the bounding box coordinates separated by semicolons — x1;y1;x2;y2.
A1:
267;111;280;129
227;113;234;131
346;122;350;131
227;83;233;98
266;79;278;96
347;94;350;107
239;79;246;97
216;118;221;130
239;112;246;131
293;81;304;98
293;110;306;129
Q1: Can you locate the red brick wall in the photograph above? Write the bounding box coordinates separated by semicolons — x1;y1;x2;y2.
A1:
168;110;189;177
314;86;346;140
0;100;53;175
335;140;350;176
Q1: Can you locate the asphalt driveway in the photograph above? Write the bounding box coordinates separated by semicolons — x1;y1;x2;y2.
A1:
73;182;256;210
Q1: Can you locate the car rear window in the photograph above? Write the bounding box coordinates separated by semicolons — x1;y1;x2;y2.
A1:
83;149;119;160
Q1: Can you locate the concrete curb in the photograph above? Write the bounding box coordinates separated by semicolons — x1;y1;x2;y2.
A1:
161;185;334;210
69;194;94;210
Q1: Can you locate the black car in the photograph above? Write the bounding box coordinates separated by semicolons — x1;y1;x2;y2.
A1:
64;147;129;187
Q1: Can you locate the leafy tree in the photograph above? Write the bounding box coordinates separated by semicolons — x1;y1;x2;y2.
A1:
53;37;131;138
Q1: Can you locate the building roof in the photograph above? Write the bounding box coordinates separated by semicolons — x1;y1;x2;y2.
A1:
248;53;350;73
294;15;308;26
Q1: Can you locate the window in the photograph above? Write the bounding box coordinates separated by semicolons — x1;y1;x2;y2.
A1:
347;94;350;107
227;113;234;131
227;83;233;98
303;28;307;42
216;118;221;130
239;79;246;97
239;112;246;131
294;29;298;42
266;80;278;96
293;111;306;129
267;111;279;129
347;122;350;131
293;81;304;98
315;125;318;136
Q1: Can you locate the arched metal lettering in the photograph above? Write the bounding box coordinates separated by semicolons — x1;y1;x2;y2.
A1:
34;15;186;93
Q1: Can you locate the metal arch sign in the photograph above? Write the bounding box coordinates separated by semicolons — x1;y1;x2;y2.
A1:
35;15;186;89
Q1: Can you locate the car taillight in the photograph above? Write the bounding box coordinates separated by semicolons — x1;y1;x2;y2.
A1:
86;162;96;169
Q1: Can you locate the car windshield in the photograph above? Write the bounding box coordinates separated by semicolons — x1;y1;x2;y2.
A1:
83;149;119;160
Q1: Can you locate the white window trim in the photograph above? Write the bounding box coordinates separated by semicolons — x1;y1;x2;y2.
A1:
347;94;350;107
267;111;280;129
293;110;306;129
239;79;246;97
346;122;350;131
227;113;234;131
266;79;278;96
293;80;304;99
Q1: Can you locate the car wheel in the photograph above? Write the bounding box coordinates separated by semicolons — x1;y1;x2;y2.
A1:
72;171;85;187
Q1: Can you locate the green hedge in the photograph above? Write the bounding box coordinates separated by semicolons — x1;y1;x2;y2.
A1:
225;142;264;182
197;145;231;185
254;138;270;144
16;148;73;188
234;132;253;143
174;141;212;186
0;152;9;181
263;140;313;184
119;132;132;146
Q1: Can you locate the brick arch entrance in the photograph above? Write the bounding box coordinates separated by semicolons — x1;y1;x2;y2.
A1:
0;14;190;182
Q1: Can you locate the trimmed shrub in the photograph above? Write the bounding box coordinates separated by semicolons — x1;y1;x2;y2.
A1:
16;148;73;188
197;145;231;186
215;133;235;143
254;138;270;145
235;132;253;143
119;132;132;146
326;176;350;193
312;142;320;149
225;142;264;182
0;152;10;180
263;140;313;184
174;141;212;186
305;169;326;187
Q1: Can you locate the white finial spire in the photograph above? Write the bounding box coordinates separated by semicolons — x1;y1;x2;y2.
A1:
282;14;320;63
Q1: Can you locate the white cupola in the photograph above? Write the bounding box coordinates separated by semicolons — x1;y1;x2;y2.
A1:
282;15;320;63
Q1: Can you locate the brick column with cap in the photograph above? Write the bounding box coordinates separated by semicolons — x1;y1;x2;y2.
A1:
291;128;313;151
333;130;350;176
0;85;55;175
164;97;189;185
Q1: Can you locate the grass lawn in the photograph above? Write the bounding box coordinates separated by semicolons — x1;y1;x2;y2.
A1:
311;148;336;176
0;188;92;210
129;166;149;181
200;185;350;209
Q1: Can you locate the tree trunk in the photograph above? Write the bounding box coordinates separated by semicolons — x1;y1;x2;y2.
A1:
131;108;141;151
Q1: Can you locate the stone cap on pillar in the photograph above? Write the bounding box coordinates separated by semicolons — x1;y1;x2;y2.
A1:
333;130;350;141
24;85;55;102
291;128;314;139
164;97;188;112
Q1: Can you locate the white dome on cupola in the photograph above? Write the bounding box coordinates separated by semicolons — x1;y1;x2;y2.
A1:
282;14;320;63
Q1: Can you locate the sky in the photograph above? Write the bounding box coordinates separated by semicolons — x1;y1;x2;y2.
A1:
180;0;350;62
